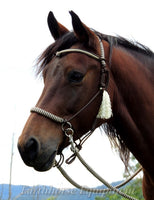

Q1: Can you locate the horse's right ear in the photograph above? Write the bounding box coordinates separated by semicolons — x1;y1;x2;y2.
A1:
69;11;99;49
47;11;69;40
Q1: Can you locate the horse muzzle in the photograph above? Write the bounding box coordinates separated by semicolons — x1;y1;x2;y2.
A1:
18;136;58;172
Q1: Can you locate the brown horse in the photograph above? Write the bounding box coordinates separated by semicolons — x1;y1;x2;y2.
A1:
18;11;154;199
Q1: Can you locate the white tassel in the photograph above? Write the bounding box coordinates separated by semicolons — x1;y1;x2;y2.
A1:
96;90;112;119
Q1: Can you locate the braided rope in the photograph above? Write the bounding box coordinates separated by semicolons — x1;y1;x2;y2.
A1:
57;163;142;196
62;135;141;200
98;37;106;66
30;107;65;123
61;135;141;200
75;151;140;200
57;164;113;194
56;49;101;61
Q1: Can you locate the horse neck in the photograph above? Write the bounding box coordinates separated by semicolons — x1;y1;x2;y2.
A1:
110;47;154;175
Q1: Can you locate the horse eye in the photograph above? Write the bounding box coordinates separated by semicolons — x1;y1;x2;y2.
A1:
68;71;84;83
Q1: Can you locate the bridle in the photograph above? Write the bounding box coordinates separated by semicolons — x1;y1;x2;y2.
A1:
31;36;108;162
30;37;142;200
31;36;109;143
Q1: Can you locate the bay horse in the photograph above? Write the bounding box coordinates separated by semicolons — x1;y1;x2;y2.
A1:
18;11;154;199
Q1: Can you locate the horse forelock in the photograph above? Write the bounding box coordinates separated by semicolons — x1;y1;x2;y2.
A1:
36;32;78;76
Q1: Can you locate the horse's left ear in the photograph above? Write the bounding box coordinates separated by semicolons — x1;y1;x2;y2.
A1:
47;11;69;40
69;11;98;49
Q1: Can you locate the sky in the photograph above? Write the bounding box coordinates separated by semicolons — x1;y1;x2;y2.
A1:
0;0;153;189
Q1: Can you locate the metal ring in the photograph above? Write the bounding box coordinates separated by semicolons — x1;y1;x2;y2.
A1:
62;121;72;132
64;128;74;137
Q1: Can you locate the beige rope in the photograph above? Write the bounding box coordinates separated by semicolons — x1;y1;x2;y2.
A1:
30;107;65;123
57;163;142;196
57;162;141;200
58;134;142;200
56;49;101;61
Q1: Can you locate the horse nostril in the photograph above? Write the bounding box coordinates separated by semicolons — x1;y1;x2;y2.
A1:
24;137;40;161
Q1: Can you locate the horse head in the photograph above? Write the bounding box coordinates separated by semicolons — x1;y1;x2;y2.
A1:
18;11;112;171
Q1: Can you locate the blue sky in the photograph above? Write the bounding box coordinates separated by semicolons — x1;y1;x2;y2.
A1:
0;0;153;188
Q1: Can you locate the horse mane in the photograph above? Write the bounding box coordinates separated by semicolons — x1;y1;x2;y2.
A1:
96;31;154;71
97;32;154;169
37;31;154;170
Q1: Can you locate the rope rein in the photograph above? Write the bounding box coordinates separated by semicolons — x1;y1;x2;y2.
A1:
57;164;142;194
57;133;142;200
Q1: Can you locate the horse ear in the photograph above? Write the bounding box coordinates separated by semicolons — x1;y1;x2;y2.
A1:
69;11;98;48
47;11;69;40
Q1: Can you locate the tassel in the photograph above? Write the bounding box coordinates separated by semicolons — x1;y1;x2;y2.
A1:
96;90;112;119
